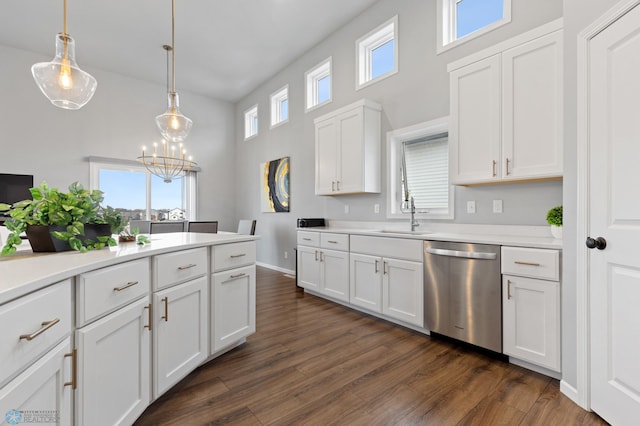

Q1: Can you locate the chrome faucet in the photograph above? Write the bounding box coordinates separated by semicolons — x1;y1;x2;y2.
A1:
410;196;419;232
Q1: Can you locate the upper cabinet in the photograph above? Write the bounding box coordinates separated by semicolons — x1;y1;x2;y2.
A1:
449;20;563;185
314;99;381;195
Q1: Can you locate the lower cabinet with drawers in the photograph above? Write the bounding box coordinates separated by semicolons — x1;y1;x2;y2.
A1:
297;231;350;302
0;237;256;426
501;246;561;373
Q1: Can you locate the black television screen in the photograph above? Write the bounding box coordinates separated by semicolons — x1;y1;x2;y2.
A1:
0;173;34;209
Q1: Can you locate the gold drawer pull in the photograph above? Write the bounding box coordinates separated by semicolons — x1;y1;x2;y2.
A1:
178;264;197;270
230;273;246;279
230;253;246;258
514;261;541;267
113;281;139;292
161;297;169;322
302;238;312;241
144;304;153;331
64;349;77;389
19;318;60;341
327;240;338;244
507;279;512;300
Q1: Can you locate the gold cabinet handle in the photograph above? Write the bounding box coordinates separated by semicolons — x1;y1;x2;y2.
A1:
302;238;312;241
315;250;319;261
505;158;511;175
319;251;324;262
383;261;388;275
327;240;338;244
144;304;153;331
19;318;60;341
230;253;246;258
332;181;336;192
178;264;197;270
514;261;541;267
230;273;246;279
161;297;169;322
507;279;512;300
492;160;497;177
113;281;139;292
64;348;77;389
374;259;379;273
336;180;340;191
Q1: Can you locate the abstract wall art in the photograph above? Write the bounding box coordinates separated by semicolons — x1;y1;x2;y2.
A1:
261;156;290;213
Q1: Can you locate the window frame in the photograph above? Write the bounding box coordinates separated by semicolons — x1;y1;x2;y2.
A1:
356;15;398;90
437;0;511;54
270;85;289;128
89;157;196;222
386;117;454;220
305;57;332;112
244;104;259;140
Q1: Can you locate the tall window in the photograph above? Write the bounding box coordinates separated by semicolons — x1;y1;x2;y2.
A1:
356;16;398;89
244;105;258;140
90;159;195;223
387;118;453;219
438;0;511;52
305;57;332;111
270;85;289;128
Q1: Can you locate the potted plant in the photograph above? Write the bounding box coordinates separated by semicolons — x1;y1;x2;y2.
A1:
0;181;117;255
546;205;563;239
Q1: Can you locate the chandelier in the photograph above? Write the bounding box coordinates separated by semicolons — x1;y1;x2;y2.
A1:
138;141;196;183
31;0;97;110
155;0;193;143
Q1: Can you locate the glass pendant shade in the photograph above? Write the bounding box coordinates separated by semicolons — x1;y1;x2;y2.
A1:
31;33;97;110
155;92;193;143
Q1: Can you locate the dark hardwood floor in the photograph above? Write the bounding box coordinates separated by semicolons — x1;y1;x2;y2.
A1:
135;266;607;425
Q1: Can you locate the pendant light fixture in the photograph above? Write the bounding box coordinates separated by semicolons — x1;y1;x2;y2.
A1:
31;0;97;110
155;0;193;143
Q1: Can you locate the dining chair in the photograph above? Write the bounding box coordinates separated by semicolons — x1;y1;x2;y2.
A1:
187;221;218;233
237;219;256;235
129;220;151;234
149;221;185;234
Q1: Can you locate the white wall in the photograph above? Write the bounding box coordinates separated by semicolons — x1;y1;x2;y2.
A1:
0;44;237;231
561;0;621;393
234;0;562;271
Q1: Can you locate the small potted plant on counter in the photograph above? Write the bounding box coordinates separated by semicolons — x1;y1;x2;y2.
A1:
0;181;117;255
100;206;150;245
546;205;563;239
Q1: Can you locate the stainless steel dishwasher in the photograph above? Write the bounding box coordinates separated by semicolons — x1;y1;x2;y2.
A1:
424;240;502;352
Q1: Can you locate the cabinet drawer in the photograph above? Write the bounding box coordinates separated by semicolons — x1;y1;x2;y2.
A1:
320;233;349;251
77;258;150;326
297;231;320;247
0;280;72;387
501;247;560;281
213;241;256;272
350;235;423;262
154;248;208;290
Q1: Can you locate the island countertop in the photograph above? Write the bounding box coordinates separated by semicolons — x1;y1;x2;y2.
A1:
0;233;258;305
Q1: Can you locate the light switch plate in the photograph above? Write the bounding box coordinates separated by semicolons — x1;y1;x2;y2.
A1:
344;205;350;214
467;201;476;214
493;199;503;213
374;204;380;214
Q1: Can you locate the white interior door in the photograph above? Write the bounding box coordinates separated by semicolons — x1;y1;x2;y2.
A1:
589;4;640;424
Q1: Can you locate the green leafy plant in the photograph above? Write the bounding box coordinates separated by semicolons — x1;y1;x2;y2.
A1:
0;181;117;255
546;205;563;226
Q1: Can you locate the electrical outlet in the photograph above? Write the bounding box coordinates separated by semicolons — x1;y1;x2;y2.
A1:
374;204;380;214
467;200;476;214
344;204;350;214
493;199;503;213
284;251;288;259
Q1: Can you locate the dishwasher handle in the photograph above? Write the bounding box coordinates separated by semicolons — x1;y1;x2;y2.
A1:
425;247;497;260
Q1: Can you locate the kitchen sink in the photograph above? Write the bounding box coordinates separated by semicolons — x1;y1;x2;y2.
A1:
372;230;431;236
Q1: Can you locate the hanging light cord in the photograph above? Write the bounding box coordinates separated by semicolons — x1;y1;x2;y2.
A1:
171;0;176;94
62;0;69;59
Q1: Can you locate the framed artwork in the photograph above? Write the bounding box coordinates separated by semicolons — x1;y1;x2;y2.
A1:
261;157;290;212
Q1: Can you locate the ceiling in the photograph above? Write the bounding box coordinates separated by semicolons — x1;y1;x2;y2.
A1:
0;0;380;102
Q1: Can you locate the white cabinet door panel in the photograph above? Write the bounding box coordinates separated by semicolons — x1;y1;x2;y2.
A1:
320;249;349;302
336;108;364;194
297;245;320;291
350;253;382;312
383;258;424;327
315;119;338;195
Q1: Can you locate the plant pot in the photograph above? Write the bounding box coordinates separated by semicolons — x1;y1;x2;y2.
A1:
84;223;112;241
26;225;72;252
119;235;136;243
550;225;562;239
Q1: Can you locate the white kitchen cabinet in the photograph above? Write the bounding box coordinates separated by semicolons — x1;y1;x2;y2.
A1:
76;297;151;426
0;338;73;426
314;99;381;195
153;276;207;398
501;246;561;372
212;265;256;352
350;236;424;327
449;23;563;185
297;231;349;302
211;242;257;353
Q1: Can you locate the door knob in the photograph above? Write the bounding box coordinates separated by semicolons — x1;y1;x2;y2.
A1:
586;237;607;250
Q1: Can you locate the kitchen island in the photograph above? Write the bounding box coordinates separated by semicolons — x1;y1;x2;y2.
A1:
0;232;257;426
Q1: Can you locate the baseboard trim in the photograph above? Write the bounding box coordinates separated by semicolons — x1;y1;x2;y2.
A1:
560;380;584;408
256;261;295;276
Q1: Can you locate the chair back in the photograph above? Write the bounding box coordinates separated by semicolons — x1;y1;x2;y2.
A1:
188;221;218;233
237;219;256;235
129;220;151;234
149;221;185;234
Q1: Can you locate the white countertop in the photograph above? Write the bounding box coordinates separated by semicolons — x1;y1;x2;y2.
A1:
297;226;562;250
0;233;257;305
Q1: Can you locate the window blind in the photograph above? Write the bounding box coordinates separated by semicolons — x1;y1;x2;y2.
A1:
402;133;449;210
